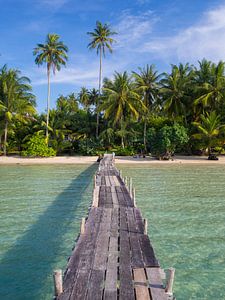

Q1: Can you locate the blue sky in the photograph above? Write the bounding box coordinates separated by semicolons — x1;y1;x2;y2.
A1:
1;0;225;112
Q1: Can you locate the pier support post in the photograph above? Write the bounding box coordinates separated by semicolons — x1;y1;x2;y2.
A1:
132;188;136;207
129;178;132;195
165;268;175;296
144;218;148;234
80;217;86;235
125;176;128;186
53;269;63;297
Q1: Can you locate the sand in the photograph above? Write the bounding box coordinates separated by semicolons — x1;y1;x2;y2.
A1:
0;155;225;165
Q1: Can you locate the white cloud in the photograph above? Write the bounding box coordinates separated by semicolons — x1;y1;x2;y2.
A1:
115;10;158;50
141;5;225;62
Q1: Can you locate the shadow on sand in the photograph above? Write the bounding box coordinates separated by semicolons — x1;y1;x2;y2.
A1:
0;164;97;300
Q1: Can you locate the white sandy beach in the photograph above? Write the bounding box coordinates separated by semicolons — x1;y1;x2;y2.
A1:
0;155;225;164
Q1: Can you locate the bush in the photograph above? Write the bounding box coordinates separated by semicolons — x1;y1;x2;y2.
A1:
148;124;189;159
111;146;135;156
22;133;56;157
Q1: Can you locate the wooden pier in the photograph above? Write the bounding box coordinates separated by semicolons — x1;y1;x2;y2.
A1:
56;154;173;300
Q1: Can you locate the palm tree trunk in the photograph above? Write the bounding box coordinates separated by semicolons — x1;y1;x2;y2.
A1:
121;135;124;149
46;67;51;142
3;120;8;156
121;117;124;149
143;118;147;152
96;47;102;139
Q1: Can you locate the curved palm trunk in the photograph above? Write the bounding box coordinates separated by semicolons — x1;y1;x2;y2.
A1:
3;119;8;156
96;47;102;139
46;67;51;142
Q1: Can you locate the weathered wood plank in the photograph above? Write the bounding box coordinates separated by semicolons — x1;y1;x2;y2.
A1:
59;208;102;299
92;186;99;207
127;208;144;268
86;269;105;300
133;268;150;300
111;186;119;207
146;268;167;300
119;207;135;300
105;175;111;186
139;235;159;267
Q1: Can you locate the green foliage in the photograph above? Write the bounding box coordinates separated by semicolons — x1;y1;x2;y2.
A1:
2;58;225;157
22;133;56;157
148;124;189;158
77;138;102;155
111;146;135;156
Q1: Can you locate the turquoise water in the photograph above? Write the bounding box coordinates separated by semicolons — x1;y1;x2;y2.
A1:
118;164;225;300
0;164;96;300
0;164;225;299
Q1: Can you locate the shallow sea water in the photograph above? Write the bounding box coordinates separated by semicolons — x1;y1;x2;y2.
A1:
0;163;225;299
118;164;225;300
0;164;96;300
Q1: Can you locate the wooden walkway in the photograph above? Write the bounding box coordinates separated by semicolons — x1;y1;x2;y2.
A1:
57;154;170;300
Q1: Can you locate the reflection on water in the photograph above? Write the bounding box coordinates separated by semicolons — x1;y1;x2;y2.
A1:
0;164;96;300
118;164;225;300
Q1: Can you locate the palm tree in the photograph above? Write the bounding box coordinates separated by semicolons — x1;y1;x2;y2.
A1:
0;65;36;155
33;33;68;140
133;64;161;150
87;21;117;138
192;111;225;156
78;87;91;111
194;60;225;110
101;72;145;148
161;63;193;122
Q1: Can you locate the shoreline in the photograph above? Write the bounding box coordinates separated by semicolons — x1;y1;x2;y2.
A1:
0;155;225;165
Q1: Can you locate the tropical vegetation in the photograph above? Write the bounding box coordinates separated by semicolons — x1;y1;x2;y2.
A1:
0;29;225;158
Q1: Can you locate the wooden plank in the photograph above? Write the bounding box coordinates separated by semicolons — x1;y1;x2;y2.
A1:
119;207;135;300
146;268;167;300
104;208;119;299
133;268;150;300
111;186;119;207
134;208;144;234
104;251;118;300
127;208;144;268
105;175;111;186
121;186;133;207
86;269;105;300
92;186;99;207
93;208;111;270
115;186;126;207
139;235;159;267
59;209;102;299
69;269;90;299
113;175;120;186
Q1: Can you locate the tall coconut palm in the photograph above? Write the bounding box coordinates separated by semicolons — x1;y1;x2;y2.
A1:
133;64;161;150
100;72;145;148
87;21;117;138
0;65;36;155
33;33;68;140
192;111;225;156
